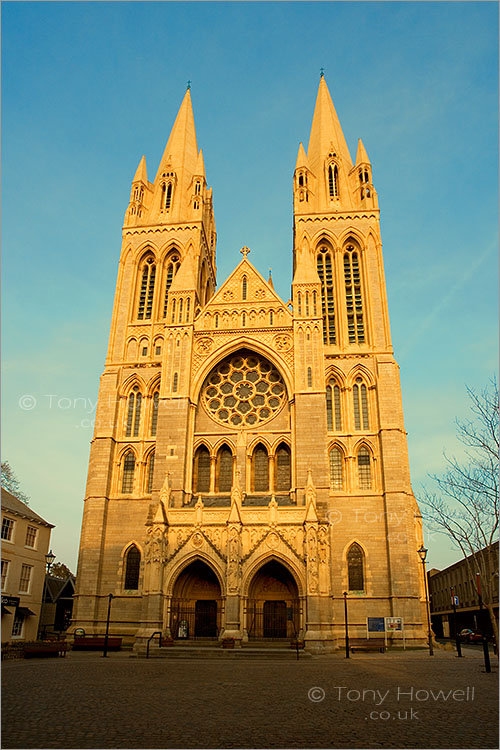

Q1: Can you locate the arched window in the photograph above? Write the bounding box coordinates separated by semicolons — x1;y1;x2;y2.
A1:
194;446;210;493
326;382;342;431
125;386;142;437
137;256;156;320
172;372;178;393
347;543;365;591
307;367;312;387
329;446;344;490
344;245;365;343
297;293;302;316
242;275;247;300
121;451;136;493
215;314;219;329
269;310;274;326
357;446;372;490
217;445;233;493
124;546;140;590
186;298;190;322
242;312;246;327
253;443;269;492
147;451;155;493
317;246;336;344
313;291;317;316
162;254;180;318
165;183;173;210
150;391;159;436
328;164;339;199
353;378;369;430
275;443;291;492
178;298;183;323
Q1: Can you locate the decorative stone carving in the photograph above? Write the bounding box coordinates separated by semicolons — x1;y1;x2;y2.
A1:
196;337;213;355
274;334;292;351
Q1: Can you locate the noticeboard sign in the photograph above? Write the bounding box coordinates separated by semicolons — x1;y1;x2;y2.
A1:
1;595;20;608
385;617;403;631
367;617;385;633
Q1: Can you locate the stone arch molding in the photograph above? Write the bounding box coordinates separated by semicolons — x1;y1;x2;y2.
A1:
165;550;226;598
241;549;306;599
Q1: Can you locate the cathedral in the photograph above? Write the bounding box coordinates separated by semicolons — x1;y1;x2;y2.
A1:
72;75;427;652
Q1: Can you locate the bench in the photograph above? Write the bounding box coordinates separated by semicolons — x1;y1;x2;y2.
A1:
72;636;122;651
23;641;69;658
350;638;385;653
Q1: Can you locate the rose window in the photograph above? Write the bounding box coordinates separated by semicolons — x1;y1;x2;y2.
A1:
201;351;286;427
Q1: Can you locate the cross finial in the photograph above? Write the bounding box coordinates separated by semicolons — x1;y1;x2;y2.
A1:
320;67;324;78
187;80;191;90
240;246;250;259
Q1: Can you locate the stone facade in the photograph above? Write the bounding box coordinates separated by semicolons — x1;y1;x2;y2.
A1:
72;76;427;652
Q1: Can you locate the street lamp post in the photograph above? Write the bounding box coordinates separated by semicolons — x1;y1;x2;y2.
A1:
102;594;114;658
343;591;350;659
38;549;56;639
417;545;434;656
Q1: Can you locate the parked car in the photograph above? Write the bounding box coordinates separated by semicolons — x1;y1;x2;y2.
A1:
458;628;484;643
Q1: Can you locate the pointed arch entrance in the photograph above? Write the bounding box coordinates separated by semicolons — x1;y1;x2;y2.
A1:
170;560;222;639
246;560;301;640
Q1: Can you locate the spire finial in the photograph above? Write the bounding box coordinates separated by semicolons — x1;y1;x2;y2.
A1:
240;246;250;259
320;67;324;78
187;80;191;90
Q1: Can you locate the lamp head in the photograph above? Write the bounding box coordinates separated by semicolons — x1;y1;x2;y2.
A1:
417;545;428;562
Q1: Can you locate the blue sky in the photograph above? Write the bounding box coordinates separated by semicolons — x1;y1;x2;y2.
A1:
2;1;498;572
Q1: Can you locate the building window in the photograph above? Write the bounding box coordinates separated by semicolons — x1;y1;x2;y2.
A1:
155;346;162;356
194;446;210;493
242;276;247;300
19;564;32;593
147;452;155;493
307;367;312;387
172;372;178;392
137;256;156;320
1;559;9;589
344;246;365;343
216;445;233;493
122;451;136;493
270;311;274;325
357;446;372;490
25;526;37;548
142;347;148;356
151;391;159;436
275;443;291;492
353;378;369;430
163;255;180;318
11;611;24;638
125;386;142;437
178;298;183;323
326;382;342;431
124;546;140;590
253;443;269;492
165;182;173;210
328;164;339;199
317;247;336;344
347;543;365;591
1;517;14;541
329;447;344;490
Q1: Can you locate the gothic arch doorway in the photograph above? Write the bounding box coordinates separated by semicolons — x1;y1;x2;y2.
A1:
170;560;222;639
246;560;301;640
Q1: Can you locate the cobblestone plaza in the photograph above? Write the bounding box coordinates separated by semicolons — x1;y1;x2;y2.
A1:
2;648;498;749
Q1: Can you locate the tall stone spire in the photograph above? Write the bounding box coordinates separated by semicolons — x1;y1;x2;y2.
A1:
155;88;199;182
306;75;352;173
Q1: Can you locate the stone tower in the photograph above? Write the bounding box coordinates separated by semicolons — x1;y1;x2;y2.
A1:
72;78;427;652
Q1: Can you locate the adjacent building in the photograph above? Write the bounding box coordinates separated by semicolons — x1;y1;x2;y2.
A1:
72;76;427;652
1;488;54;642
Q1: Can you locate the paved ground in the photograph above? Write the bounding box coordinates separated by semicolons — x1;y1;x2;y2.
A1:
2;646;498;749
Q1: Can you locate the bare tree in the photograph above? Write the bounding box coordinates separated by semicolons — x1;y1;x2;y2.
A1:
1;461;30;506
420;378;499;647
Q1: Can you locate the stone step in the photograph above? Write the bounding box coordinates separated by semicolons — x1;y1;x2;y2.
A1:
136;645;311;659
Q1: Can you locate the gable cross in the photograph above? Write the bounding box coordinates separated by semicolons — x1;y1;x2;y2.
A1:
240;246;250;259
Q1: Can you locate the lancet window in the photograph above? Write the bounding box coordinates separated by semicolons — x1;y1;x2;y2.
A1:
193;446;210;493
326;381;342;431
316;246;336;344
328;164;339;199
347;543;365;591
357;446;372;490
216;445;233;493
163;254;180;318
343;245;365;343
121;451;136;494
252;443;269;492
146;452;155;493
125;386;142;437
275;443;291;492
150;391;159;436
329;446;344;490
124;545;140;590
353;377;369;430
137;256;156;320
